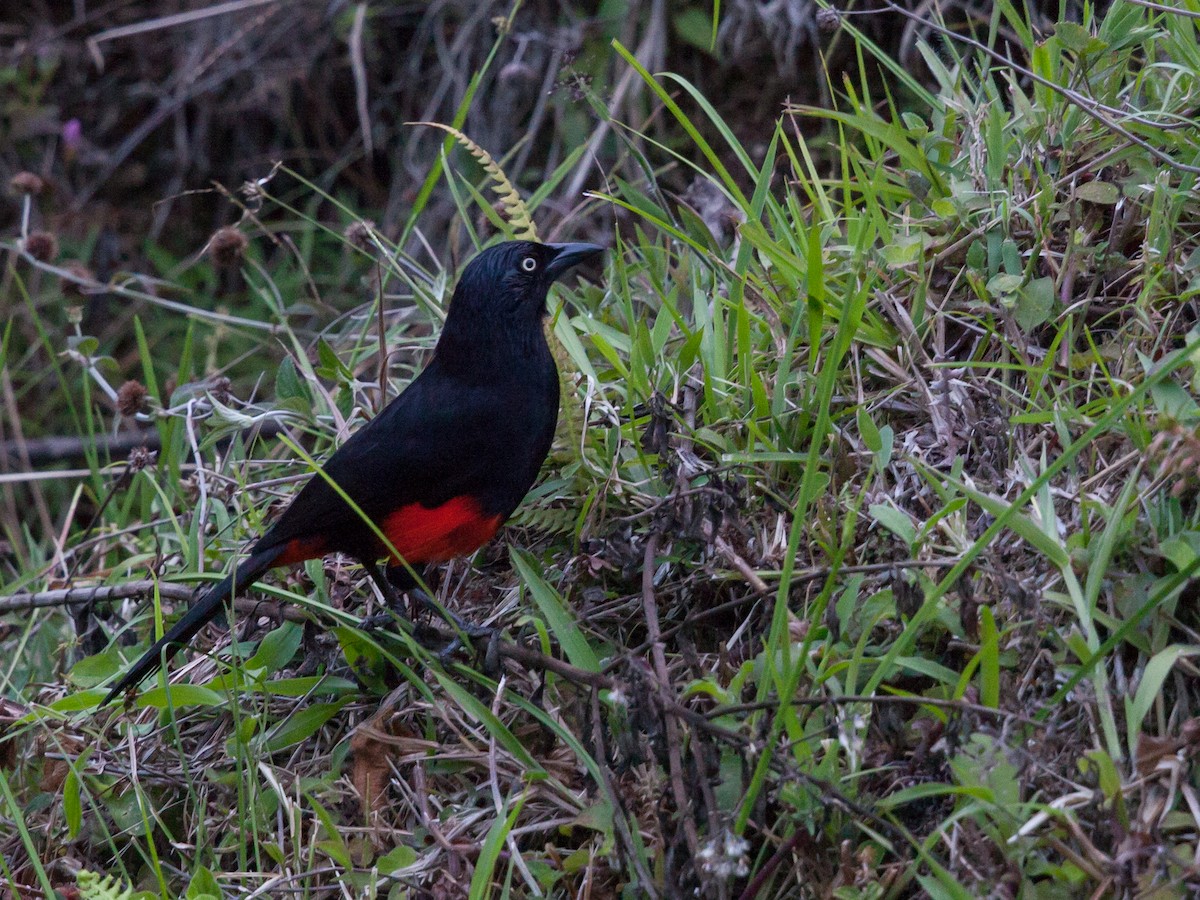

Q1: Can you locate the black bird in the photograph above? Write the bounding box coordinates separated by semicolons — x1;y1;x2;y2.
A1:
103;240;604;705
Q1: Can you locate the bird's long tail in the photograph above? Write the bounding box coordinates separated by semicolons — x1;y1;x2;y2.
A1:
100;546;283;706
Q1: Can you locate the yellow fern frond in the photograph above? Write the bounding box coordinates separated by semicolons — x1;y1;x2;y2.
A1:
410;122;539;241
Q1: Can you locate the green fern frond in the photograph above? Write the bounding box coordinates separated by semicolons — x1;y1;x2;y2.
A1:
410;122;539;241
510;502;581;537
76;871;137;900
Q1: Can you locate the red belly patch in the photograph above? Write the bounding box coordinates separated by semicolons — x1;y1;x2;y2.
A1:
380;495;502;564
275;535;331;566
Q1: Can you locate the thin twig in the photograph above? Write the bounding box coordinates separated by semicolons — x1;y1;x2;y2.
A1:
0;581;304;625
86;0;280;52
349;3;373;156
642;531;700;860
0;581;194;613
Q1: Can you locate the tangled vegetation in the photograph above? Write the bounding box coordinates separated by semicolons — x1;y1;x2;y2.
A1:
3;1;1200;897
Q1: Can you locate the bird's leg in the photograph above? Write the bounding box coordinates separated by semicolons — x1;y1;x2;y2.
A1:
359;559;499;672
385;562;498;667
357;560;409;630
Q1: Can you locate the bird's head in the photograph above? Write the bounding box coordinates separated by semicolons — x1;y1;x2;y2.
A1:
452;240;605;319
436;240;604;369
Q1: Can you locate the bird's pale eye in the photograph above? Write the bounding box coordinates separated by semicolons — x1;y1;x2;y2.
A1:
520;256;538;273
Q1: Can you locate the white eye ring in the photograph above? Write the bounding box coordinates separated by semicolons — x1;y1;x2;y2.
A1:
521;256;538;272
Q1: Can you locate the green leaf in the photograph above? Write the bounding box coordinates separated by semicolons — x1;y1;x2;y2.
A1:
978;606;1000;708
275;356;310;403
186;867;222;899
468;793;525;900
966;240;986;270
857;407;881;452
1160;534;1200;572
1128;646;1200;738
881;234;926;267
876;424;894;469
263;698;353;752
986;272;1024;305
315;338;353;380
257;676;358;697
1015;276;1055;330
1149;379;1200;421
51;689;110;712
1075;181;1120;205
134;683;224;708
63;766;82;838
1054;21;1108;55
1082;749;1122;799
244;622;304;673
378;844;418;874
869;503;917;548
511;549;600;672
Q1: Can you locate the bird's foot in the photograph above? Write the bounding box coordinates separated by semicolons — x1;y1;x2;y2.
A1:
406;589;500;675
356;584;501;675
437;624;502;677
406;589;484;636
358;609;405;632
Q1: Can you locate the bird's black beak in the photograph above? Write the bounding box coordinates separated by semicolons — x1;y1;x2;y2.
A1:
544;242;605;281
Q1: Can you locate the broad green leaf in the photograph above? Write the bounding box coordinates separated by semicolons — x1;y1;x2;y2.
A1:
244;622;304;673
869;503;917;548
512;549;600;672
1128;645;1200;740
263;698;353;752
1015;277;1055;331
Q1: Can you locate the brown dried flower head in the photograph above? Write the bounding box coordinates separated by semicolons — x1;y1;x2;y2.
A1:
816;7;842;32
10;172;45;196
127;445;156;472
61;260;96;296
344;219;377;253
1149;421;1200;496
117;380;149;417
208;376;233;405
209;226;248;267
23;231;59;263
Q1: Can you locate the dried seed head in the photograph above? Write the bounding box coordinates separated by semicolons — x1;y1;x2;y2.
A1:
1151;421;1200;496
61;260;96;296
344;219;376;252
816;7;842;32
23;230;59;263
208;376;232;405
208;226;248;267
127;445;156;472
117;380;149;417
10;171;44;196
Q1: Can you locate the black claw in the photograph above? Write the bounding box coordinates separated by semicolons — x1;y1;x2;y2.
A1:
482;628;502;677
358;610;402;632
355;565;497;666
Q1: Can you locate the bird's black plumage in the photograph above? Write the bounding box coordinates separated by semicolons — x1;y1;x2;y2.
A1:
102;240;603;705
